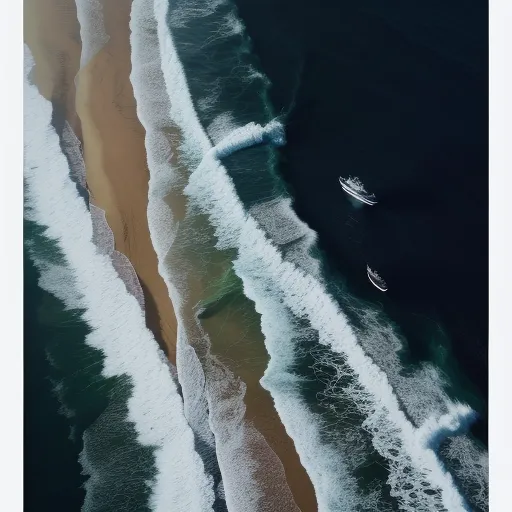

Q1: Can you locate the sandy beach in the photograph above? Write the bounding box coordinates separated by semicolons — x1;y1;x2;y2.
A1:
24;0;317;508
25;0;178;361
203;302;319;511
75;0;178;361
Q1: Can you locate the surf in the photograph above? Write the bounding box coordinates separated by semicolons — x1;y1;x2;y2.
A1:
131;1;304;510
24;44;216;512
150;0;477;507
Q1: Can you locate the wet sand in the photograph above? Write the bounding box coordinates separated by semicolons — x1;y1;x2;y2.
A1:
171;236;318;509
201;292;319;512
24;0;82;137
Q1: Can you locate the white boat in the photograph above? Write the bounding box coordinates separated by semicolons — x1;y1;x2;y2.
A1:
367;265;388;292
339;176;377;205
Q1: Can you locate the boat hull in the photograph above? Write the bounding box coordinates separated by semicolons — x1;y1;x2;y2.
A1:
366;267;388;292
339;178;377;205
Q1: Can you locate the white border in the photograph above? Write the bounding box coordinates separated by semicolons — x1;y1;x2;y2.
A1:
0;0;23;506
489;0;512;509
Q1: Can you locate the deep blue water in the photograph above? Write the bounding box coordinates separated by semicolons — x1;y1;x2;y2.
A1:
232;0;488;443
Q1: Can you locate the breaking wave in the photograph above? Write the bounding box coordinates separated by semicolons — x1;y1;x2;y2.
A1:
26;0;487;508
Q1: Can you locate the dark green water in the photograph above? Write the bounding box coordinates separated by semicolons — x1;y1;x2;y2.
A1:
24;252;85;510
24;225;157;511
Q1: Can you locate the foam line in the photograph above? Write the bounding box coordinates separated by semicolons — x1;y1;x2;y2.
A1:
149;1;478;509
89;204;145;310
442;436;488;510
242;275;381;510
249;197;320;277
61;121;87;190
24;45;215;512
129;1;225;506
129;0;216;454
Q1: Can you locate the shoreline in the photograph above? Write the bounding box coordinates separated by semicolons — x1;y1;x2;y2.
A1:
24;0;318;509
24;0;178;362
75;0;178;361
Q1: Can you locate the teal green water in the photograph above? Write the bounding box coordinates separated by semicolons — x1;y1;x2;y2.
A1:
24;252;85;511
24;219;157;511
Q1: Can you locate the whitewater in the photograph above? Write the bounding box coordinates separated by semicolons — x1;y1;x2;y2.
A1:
130;0;379;508
145;0;481;509
23;45;216;511
130;1;305;510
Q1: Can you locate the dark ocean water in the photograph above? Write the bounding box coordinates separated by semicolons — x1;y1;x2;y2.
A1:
232;0;488;443
24;228;156;511
24;253;85;510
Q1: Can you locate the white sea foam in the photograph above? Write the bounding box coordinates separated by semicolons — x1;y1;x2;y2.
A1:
206;112;238;145
139;1;484;510
129;0;214;451
129;1;225;506
242;275;382;511
197;78;222;116
74;0;109;68
62;121;86;190
90;204;115;254
89;204;146;310
154;0;212;160
442;436;488;511
37;260;86;311
345;299;487;508
24;45;215;512
110;250;146;311
59;122;146;310
202;356;300;512
214;119;285;158
131;3;300;509
416;403;476;450
249;197;320;277
352;306;454;426
198;10;244;53
167;0;227;30
149;1;372;509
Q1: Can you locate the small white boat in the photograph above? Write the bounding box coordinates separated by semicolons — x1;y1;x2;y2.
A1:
339;176;377;206
367;265;388;292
